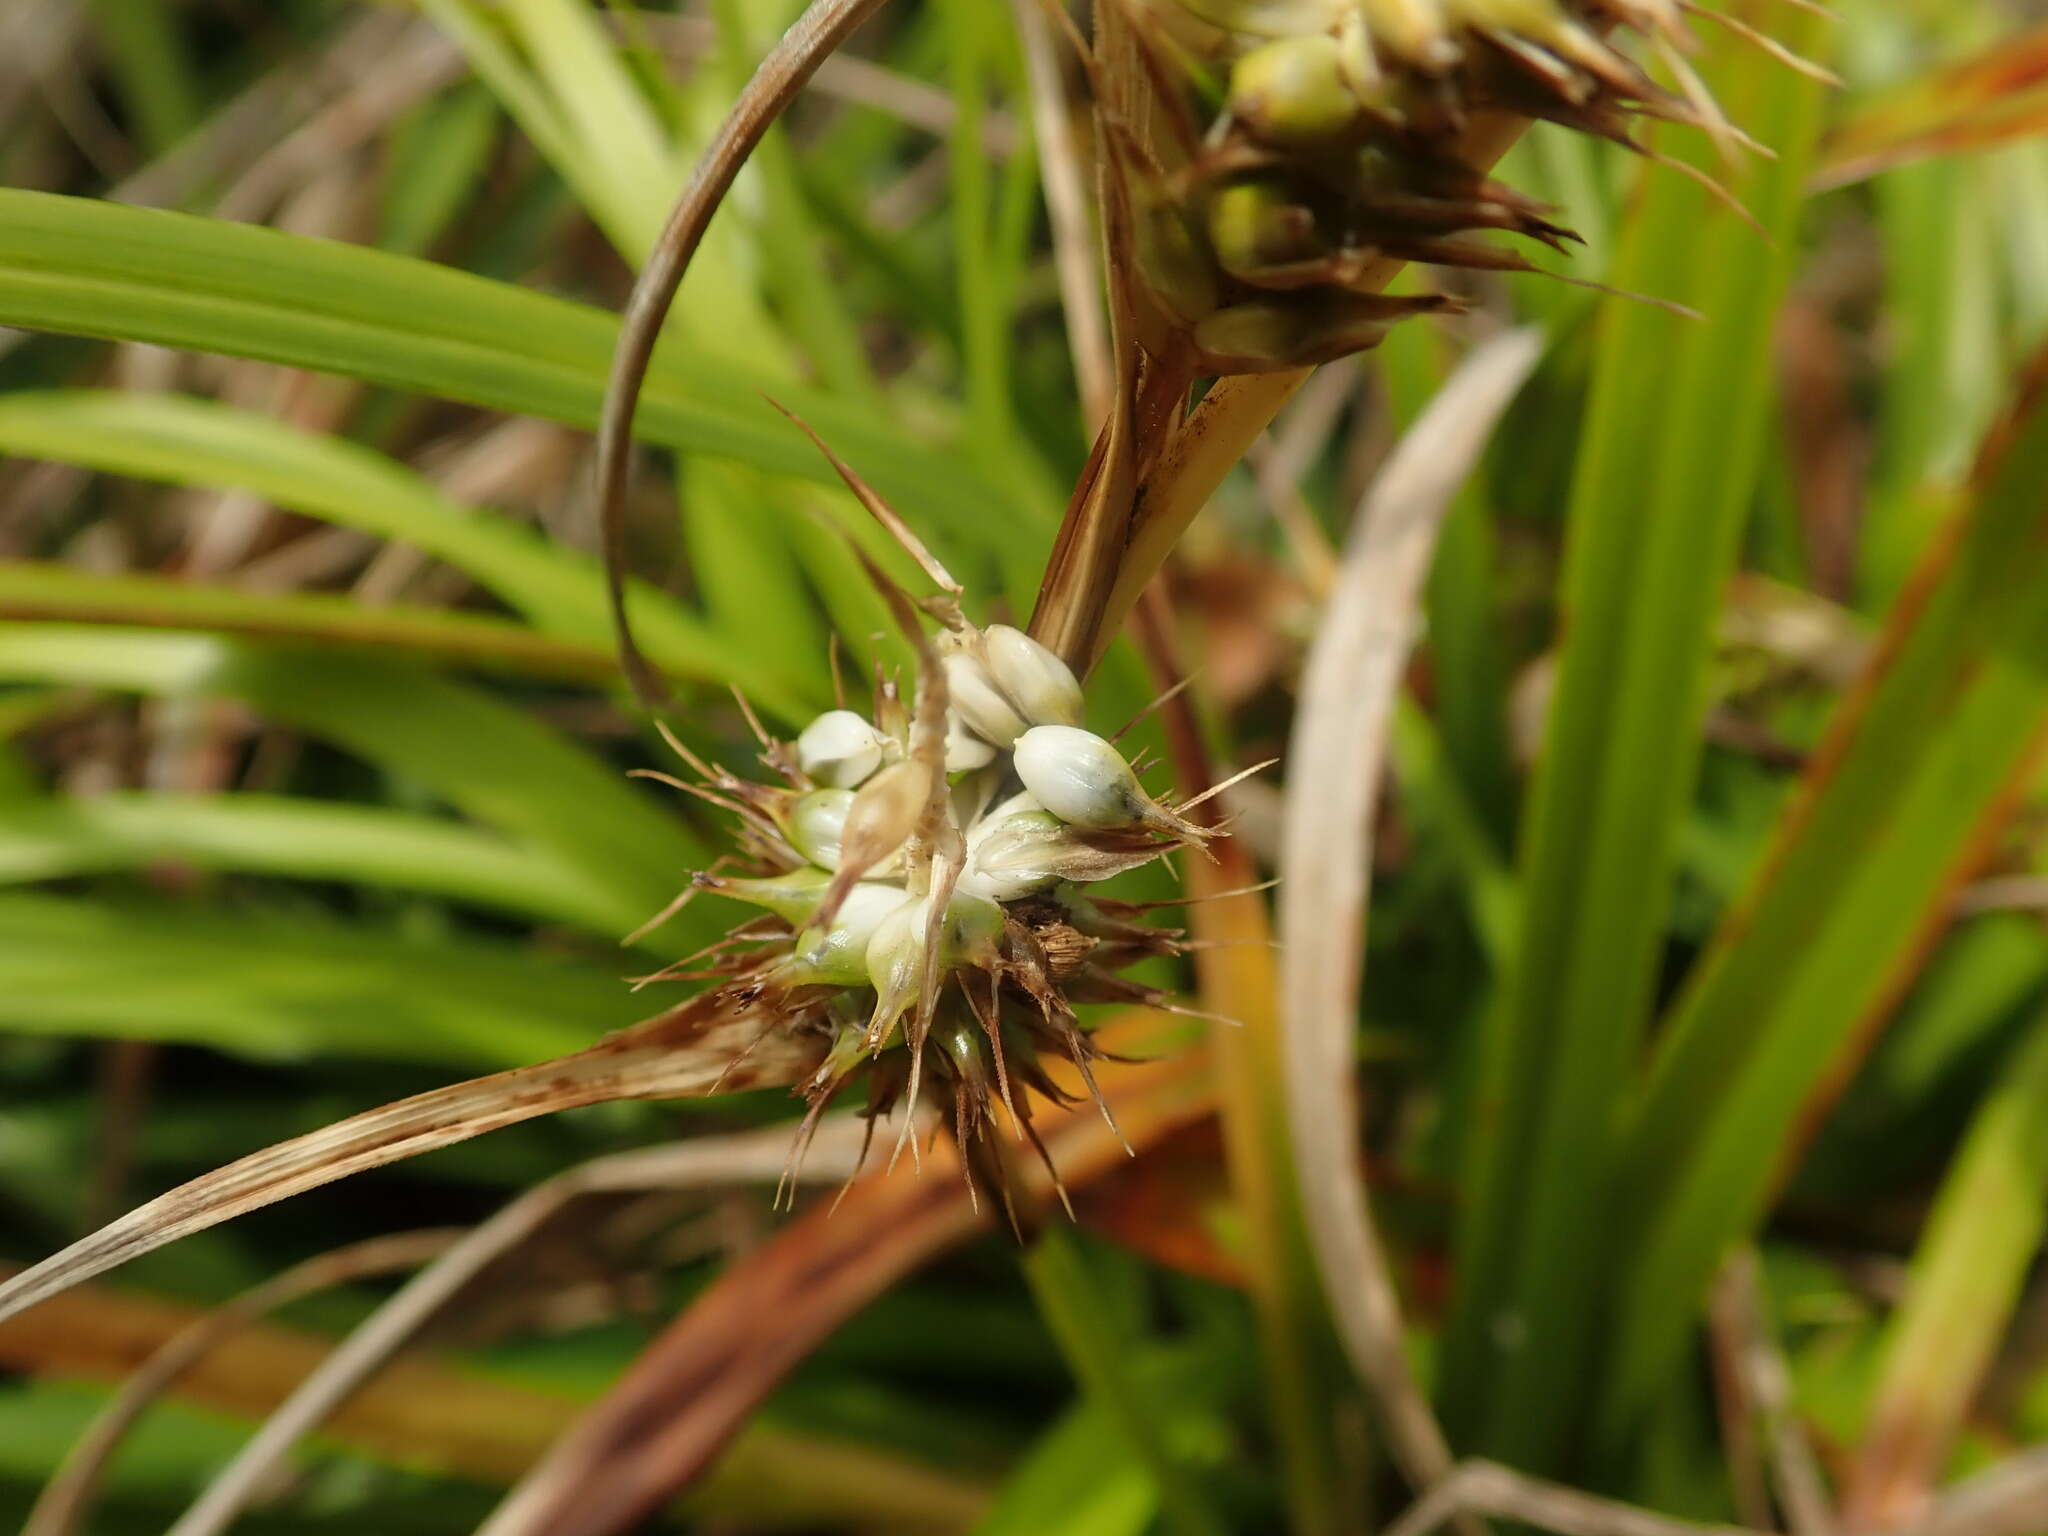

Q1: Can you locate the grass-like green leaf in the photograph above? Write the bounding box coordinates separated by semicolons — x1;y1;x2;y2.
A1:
0;791;644;939
0;626;702;925
1442;1;1836;1469
0;892;638;1069
1598;355;2048;1456
0;562;619;682
0;190;1046;581
1840;1001;2048;1527
0;391;805;712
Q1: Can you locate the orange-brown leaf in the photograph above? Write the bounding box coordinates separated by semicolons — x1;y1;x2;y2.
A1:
1816;22;2048;190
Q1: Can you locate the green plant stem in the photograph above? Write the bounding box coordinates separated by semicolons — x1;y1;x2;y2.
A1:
1018;1228;1228;1536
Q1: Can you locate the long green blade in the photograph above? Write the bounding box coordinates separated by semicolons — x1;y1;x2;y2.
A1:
0;190;1041;574
1442;2;1835;1468
1597;356;2048;1454
0;893;641;1069
0;562;619;682
0;626;701;922
0;792;642;939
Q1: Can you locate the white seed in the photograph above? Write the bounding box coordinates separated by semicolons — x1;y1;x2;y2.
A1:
942;651;1028;748
787;787;854;868
982;624;1084;728
796;709;885;788
1012;725;1150;830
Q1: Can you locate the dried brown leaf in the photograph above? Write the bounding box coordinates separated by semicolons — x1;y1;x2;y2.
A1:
0;988;826;1328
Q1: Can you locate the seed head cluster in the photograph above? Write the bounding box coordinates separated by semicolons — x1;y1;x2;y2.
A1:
639;609;1230;1216
1107;0;1787;370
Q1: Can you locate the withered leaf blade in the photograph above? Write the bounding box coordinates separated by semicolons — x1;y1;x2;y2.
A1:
0;990;826;1327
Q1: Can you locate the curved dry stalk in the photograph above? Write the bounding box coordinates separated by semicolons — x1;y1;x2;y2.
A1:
597;0;893;708
164;1121;876;1536
1382;1460;1771;1536
0;988;827;1329
1280;329;1541;1507
1707;1249;1834;1536
23;1228;463;1536
1384;1450;2048;1536
1910;1446;2048;1536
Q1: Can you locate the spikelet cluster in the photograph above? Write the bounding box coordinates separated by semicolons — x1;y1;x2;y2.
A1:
1103;0;1792;370
635;602;1239;1218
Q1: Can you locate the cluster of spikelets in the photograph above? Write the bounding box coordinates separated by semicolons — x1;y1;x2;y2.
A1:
1102;0;1810;370
631;525;1252;1222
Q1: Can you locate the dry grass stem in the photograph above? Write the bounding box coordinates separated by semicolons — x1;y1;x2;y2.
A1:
1709;1249;1836;1536
1012;0;1113;431
164;1121;876;1536
1383;1460;1771;1536
23;1228;463;1536
1280;327;1541;1509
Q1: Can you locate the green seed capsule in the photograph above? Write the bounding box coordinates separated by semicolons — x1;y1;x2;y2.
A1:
863;890;1006;1048
699;866;831;925
787;787;854;869
784;881;913;987
1206;177;1331;287
1178;0;1346;36
1229;36;1370;149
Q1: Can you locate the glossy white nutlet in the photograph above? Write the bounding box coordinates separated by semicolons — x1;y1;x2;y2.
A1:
1012;725;1153;830
796;709;885;788
981;625;1084;729
942;651;1029;749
